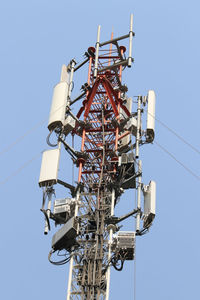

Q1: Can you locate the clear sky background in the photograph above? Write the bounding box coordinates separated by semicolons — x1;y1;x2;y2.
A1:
1;1;200;299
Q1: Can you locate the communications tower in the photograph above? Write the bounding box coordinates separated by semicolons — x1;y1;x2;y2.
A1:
39;14;156;300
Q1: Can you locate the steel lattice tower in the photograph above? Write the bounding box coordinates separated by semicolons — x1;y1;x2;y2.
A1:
39;14;156;300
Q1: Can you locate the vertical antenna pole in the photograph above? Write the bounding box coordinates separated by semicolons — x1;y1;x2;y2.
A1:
72;134;74;186
106;189;115;300
94;25;101;79
66;190;79;300
136;160;142;232
115;46;125;150
108;30;114;66
135;96;142;159
44;188;53;235
78;55;92;182
67;59;76;106
66;251;74;300
128;14;133;67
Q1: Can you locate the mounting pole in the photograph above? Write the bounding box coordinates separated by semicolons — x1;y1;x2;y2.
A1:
136;160;142;232
128;14;133;67
94;25;101;79
66;250;74;300
67;59;76;106
135;96;142;159
66;190;80;300
44;188;53;235
106;189;115;300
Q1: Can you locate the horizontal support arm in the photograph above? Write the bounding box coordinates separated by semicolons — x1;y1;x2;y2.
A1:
74;57;90;72
106;208;140;225
99;33;133;47
98;59;129;73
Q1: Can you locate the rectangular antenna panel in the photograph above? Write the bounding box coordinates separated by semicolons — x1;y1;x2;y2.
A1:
121;153;128;164
118;134;130;151
53;198;75;224
118;97;132;149
51;217;78;251
128;152;134;163
63;115;76;135
53;204;70;215
124;97;132;115
143;180;156;218
48;80;69;131
112;231;135;260
126;116;138;136
119;152;134;166
118;156;122;166
146;90;156;142
120;96;132;119
39;148;60;187
54;197;74;207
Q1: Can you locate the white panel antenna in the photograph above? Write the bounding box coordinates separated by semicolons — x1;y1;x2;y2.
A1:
146;90;156;143
143;180;156;227
118;97;132;150
120;96;132;118
48;68;69;131
39;148;61;187
127;116;138;136
60;64;69;82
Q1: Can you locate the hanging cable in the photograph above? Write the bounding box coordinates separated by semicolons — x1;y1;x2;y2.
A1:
72;134;75;186
111;257;124;271
48;250;72;265
134;187;137;300
0;152;41;186
42;187;47;210
0;119;46;156
144;108;200;155
0;101;69;157
40;208;51;231
46;130;58;147
154;140;200;181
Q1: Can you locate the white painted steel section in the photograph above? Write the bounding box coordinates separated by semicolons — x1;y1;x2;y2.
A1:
143;180;156;216
136;160;142;232
44;192;52;234
146;90;156;138
39;148;60;187
66;191;79;300
66;252;74;300
48;81;69;130
94;25;101;78
135;96;142;158
128;14;133;67
106;189;115;300
67;60;76;106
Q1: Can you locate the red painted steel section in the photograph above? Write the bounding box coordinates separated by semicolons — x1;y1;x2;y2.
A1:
75;40;128;186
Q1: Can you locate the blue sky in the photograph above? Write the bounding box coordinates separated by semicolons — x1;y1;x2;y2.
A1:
1;1;200;299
